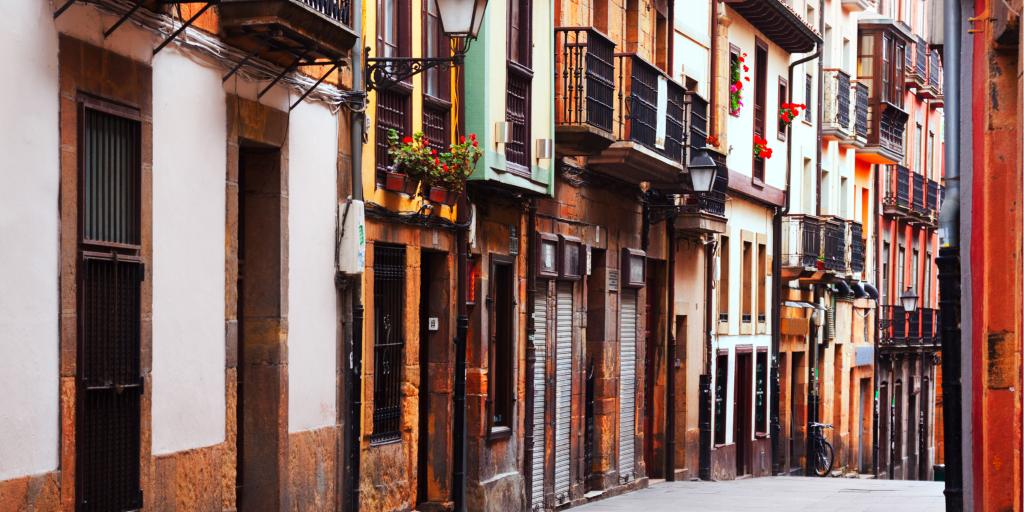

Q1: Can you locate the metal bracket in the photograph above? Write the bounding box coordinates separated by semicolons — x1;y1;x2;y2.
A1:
53;0;77;19
153;2;216;56
365;46;464;92
103;0;145;38
222;49;259;83
290;62;341;111
257;49;310;99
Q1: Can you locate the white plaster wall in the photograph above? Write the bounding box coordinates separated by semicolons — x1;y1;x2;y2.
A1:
152;47;227;455
287;102;339;432
673;0;711;95
0;0;60;480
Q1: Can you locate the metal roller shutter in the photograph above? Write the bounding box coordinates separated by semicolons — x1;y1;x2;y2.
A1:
531;289;548;510
554;282;573;503
619;289;638;481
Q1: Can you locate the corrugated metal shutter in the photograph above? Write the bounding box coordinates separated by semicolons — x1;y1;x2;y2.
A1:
554;282;573;503
531;289;548;510
619;289;638;481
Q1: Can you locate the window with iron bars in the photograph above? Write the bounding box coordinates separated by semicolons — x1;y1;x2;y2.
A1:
505;65;532;175
372;244;406;443
375;89;411;185
77;102;144;511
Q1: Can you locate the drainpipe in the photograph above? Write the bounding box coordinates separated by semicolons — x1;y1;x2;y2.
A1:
698;236;716;480
452;61;469;512
665;215;677;481
936;0;962;508
776;44;822;476
524;200;538;507
343;3;365;509
872;159;881;479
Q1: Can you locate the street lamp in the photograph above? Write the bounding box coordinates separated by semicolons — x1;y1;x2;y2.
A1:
900;287;919;313
366;0;490;91
688;150;718;193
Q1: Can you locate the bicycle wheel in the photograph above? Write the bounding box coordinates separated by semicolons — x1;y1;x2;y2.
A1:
815;440;834;477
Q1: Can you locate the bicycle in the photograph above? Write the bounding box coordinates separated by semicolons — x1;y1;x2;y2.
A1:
809;422;834;477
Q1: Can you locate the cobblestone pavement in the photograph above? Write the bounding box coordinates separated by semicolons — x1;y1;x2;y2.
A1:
575;477;945;511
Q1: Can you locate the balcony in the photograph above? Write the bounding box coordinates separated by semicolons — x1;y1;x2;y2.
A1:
218;0;357;68
841;0;874;11
922;50;943;103
554;27;617;156
848;220;865;274
905;37;928;89
781;215;822;281
857;101;908;164
853;82;869;145
588;53;687;186
723;0;821;53
823;69;853;143
821;217;847;274
880;306;940;350
675;172;728;235
883;165;940;226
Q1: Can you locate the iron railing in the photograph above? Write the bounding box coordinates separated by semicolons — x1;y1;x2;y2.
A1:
912;172;927;215
372;244;406;444
881;306;941;348
612;53;685;163
849;220;865;273
878;103;909;157
299;0;352;26
824;69;852;133
854;82;869;138
927;179;942;213
884;165;912;210
782;215;822;269
822;218;846;272
928;50;941;91
555;28;616;133
505;64;532;172
678;173;728;218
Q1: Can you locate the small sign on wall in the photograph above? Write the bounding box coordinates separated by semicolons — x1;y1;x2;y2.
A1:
428;317;439;332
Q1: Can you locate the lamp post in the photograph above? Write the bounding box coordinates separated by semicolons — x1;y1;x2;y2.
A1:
806;294;825;476
365;0;489;91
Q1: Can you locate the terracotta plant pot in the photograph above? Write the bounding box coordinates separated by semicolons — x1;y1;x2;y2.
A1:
384;171;418;196
428;186;458;206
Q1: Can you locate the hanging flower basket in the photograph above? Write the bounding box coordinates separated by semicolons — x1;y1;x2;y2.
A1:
384;168;419;195
428;186;459;206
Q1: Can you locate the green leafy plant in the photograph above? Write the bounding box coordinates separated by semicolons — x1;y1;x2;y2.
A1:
386;129;482;197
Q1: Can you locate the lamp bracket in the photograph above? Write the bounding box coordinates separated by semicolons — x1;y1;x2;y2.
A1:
365;40;471;92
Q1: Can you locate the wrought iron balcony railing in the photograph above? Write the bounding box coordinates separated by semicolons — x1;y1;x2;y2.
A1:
613;53;686;164
928;50;942;92
881;306;941;348
883;165;912;212
823;69;853;139
782;215;822;270
848;220;865;274
822;217;846;273
912;172;927;215
927;179;942;213
555;28;616;135
853;82;869;139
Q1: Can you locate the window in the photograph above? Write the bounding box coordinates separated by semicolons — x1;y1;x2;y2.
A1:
77;102;144;510
506;0;532;174
823;24;833;66
714;351;729;445
897;246;906;300
914;123;923;172
777;78;789;141
842;38;851;70
719;236;730;322
927;131;935;179
375;0;412;184
537;234;559;278
757;242;767;323
489;257;516;432
840;177;850;218
422;0;451;153
755;350;768;434
622;248;646;287
372;244;406;443
742;240;752;323
882;242;891;305
804;73;813;122
752;41;768;181
561;236;583;280
655;2;669;72
924;251;932;308
912;248;920;296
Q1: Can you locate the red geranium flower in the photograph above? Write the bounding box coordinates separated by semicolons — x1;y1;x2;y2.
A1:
402;136;413;144
743;65;749;72
459;135;466;143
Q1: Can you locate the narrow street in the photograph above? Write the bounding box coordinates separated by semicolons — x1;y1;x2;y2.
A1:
576;478;945;512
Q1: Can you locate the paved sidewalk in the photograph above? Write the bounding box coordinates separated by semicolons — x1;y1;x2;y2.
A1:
575;477;945;511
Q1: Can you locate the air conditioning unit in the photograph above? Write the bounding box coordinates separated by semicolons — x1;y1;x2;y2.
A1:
337;199;365;275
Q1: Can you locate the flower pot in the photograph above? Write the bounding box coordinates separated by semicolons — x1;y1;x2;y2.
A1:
384;171;418;196
428;186;458;206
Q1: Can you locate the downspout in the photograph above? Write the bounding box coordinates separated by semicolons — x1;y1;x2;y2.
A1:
936;0;962;508
344;3;365;509
452;59;469;512
524;200;538;507
665;215;677;481
698;237;716;480
776;45;822;476
872;158;881;478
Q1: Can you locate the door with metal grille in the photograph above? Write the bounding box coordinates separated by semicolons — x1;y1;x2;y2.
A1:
553;282;573;504
372;245;406;444
530;288;548;510
619;289;638;482
76;104;144;511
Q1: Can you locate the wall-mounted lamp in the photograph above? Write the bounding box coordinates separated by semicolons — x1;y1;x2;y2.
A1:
535;138;553;161
494;122;512;145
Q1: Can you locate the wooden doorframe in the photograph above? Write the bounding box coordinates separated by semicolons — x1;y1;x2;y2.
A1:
734;347;753;476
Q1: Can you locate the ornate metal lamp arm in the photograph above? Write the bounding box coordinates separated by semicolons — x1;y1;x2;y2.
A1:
364;40;471;92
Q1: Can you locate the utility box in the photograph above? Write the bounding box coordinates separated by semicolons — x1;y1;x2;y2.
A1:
338;199;365;274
